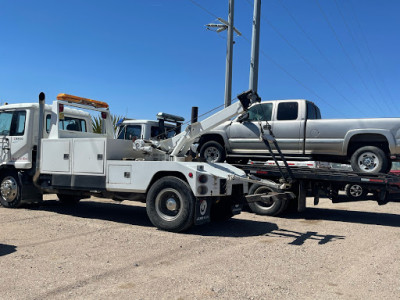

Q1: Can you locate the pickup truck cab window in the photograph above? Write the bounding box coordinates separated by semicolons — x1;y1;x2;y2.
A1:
306;102;321;120
277;102;298;120
247;103;273;121
0;110;26;136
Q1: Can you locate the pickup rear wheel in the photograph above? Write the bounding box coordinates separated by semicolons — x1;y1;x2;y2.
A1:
0;171;22;208
199;141;226;163
247;184;283;216
350;146;388;174
146;176;195;232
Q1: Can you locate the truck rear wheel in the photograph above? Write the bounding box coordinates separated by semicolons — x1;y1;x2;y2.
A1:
248;184;283;216
350;146;388;174
0;171;22;208
146;176;195;232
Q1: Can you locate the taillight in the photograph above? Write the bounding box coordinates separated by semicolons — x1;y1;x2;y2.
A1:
198;174;208;183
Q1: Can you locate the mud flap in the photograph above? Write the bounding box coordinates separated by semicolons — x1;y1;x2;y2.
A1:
297;181;306;212
194;198;211;225
19;172;43;203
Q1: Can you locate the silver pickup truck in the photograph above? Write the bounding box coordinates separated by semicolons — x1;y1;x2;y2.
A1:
196;99;400;174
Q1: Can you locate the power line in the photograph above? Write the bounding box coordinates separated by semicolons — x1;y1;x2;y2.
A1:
347;0;399;114
259;11;365;114
333;0;392;114
276;0;369;111
188;0;219;19
240;34;349;116
315;0;385;114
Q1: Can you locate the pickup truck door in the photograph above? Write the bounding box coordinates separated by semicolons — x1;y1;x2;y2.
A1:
227;101;304;155
228;103;274;153
269;101;304;154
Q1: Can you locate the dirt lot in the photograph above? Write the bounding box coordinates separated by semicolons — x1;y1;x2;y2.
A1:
1;195;399;300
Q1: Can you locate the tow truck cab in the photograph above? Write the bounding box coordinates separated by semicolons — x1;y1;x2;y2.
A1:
0;102;92;170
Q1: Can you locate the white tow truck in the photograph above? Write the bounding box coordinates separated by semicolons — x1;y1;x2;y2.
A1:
1;91;289;232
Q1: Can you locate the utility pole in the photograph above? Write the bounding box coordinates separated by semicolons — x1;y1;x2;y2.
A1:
206;0;241;107
249;0;261;94
224;0;234;107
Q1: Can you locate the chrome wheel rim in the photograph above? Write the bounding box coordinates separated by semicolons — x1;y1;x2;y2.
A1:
155;188;183;221
1;176;18;202
358;152;380;172
349;184;363;197
204;146;220;163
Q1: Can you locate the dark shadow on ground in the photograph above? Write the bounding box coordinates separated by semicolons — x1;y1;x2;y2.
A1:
30;200;153;228
283;206;400;228
30;200;280;237
0;243;17;256
187;218;279;237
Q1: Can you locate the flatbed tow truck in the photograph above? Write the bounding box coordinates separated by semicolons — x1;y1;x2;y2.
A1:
2;91;398;231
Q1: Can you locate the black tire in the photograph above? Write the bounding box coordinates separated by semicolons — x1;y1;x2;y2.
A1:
385;160;393;173
57;194;81;205
345;184;367;200
199;141;226;163
247;184;283;216
146;176;195;232
350;146;388;174
0;171;22;208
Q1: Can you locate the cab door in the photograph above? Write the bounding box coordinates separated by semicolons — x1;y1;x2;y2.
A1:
0;110;29;167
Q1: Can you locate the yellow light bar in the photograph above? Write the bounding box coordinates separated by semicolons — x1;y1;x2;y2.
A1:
56;93;109;109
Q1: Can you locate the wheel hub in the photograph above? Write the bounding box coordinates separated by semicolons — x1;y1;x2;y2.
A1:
155;188;182;221
166;198;177;211
205;147;219;162
349;185;362;197
1;177;18;202
362;157;374;167
358;152;379;172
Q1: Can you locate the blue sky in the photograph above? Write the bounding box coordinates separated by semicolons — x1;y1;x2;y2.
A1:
1;0;399;121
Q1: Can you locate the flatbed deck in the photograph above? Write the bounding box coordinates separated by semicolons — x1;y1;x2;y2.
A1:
236;163;400;214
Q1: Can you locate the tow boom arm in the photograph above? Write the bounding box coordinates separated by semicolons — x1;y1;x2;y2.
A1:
158;90;260;160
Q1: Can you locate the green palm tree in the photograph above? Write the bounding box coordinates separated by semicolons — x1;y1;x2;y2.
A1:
91;114;124;134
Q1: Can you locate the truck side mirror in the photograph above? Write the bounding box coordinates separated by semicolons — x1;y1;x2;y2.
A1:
237;112;249;123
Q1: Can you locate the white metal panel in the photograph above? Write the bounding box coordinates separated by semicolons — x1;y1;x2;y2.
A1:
108;164;131;184
72;139;105;174
41;140;71;173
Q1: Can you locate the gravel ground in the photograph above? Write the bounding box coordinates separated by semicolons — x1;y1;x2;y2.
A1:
1;194;399;300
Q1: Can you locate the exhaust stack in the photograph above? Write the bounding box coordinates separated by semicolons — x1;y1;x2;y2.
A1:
33;92;45;188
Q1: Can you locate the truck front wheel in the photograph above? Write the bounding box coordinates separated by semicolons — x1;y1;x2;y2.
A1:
199;141;226;163
350;146;388;174
0;171;22;208
146;176;195;232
